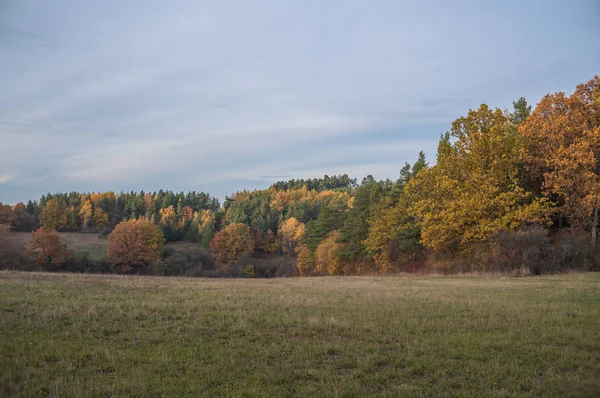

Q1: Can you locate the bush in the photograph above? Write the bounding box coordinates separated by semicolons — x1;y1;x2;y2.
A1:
551;230;600;272
63;252;111;274
163;246;215;276
488;226;551;274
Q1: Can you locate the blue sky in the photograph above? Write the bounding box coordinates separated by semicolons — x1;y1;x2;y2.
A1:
0;0;598;204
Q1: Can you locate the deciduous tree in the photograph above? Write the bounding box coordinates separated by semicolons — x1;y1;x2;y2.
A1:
278;217;305;255
519;76;600;243
28;228;69;270
315;230;343;275
107;218;165;272
209;223;254;266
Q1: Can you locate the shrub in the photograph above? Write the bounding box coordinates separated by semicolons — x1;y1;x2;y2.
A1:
551;230;600;272
63;252;111;274
163;246;215;276
488;226;551;274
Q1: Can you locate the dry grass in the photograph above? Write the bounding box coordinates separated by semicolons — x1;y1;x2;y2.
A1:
5;231;108;252
1;271;599;396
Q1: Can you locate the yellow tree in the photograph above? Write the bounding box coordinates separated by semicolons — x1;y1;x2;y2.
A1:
407;105;550;252
315;230;343;275
363;198;419;274
519;76;600;243
278;217;305;255
79;197;93;229
295;244;314;276
41;199;67;230
159;205;177;229
93;207;109;229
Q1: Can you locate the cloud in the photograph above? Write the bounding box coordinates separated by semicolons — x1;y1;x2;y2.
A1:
0;0;598;204
0;174;14;184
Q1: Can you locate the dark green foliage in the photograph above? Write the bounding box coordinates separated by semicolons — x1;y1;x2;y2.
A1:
224;191;278;232
163;246;215;276
271;174;357;191
338;177;385;262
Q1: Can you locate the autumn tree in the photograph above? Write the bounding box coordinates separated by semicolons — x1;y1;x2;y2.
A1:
209;223;254;266
107;218;165;272
93;207;109;229
40;199;66;230
314;230;343;275
407;104;550;253
519;76;600;243
79;198;93;229
198;209;216;248
364;196;421;273
279;217;305;255
29;228;70;270
295;244;314;276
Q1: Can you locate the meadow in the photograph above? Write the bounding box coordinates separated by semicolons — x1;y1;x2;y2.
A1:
1;271;599;397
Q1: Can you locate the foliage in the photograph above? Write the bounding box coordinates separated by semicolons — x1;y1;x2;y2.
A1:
28;228;70;270
41;199;67;230
209;223;254;266
314;230;343;275
278;217;305;255
519;76;600;242
295;244;314;276
407;105;550;252
107;218;165;272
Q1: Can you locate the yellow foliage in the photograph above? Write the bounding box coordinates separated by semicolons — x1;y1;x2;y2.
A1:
295;244;314;276
315;230;343;275
278;217;305;255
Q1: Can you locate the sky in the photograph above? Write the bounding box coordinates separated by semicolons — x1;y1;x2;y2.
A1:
0;0;599;204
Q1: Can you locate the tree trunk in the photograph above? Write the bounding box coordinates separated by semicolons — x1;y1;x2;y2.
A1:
592;196;599;246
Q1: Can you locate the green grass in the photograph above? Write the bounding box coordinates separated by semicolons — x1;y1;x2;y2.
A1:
1;272;599;397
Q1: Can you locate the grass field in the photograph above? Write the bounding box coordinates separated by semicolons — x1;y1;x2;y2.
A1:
1;272;599;397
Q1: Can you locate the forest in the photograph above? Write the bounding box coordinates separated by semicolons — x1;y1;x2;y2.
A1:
1;76;599;276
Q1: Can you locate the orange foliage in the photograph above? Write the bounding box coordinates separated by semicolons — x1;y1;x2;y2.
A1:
107;218;165;272
209;223;254;266
28;228;70;270
520;76;600;235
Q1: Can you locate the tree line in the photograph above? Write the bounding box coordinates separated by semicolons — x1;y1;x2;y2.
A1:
1;76;598;276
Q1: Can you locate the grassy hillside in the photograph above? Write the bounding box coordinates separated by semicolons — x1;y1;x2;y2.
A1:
1;272;599;396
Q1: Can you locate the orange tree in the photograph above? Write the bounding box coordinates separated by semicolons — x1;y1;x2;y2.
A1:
519;76;600;243
209;223;254;266
28;228;70;270
107;218;165;272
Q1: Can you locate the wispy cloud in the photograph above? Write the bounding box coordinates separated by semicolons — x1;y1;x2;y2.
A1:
0;1;598;203
0;174;14;184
